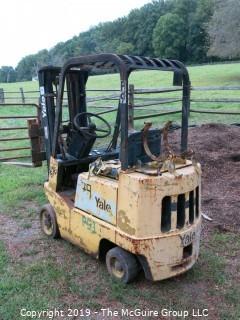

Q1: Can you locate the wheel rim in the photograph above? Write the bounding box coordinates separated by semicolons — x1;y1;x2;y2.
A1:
41;211;53;236
110;257;125;279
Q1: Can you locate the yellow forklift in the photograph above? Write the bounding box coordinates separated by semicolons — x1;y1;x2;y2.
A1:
35;54;201;283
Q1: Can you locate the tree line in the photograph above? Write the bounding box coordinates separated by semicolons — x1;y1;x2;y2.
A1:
0;0;239;83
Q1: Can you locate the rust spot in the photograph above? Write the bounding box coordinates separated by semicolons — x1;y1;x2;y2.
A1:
99;224;111;232
175;174;183;180
116;232;151;254
117;210;136;235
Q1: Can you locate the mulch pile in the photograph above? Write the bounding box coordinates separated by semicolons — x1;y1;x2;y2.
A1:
187;124;240;233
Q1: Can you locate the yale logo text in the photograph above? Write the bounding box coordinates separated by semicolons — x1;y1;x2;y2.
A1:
95;197;112;213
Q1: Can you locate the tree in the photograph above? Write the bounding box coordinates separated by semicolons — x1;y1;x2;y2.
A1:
0;66;17;83
116;42;135;55
207;0;240;58
123;0;166;56
187;0;214;62
16;55;38;81
152;12;187;60
76;29;98;55
94;20;126;53
152;0;213;62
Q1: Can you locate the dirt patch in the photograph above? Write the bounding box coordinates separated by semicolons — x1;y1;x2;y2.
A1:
188;124;240;233
0;200;51;263
0;211;43;262
169;123;240;233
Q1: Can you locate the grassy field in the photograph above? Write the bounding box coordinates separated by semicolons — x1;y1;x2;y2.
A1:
1;62;240;160
0;62;240;320
1;62;240;129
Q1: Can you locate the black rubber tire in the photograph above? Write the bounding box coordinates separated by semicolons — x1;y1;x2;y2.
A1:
106;247;140;283
39;204;60;239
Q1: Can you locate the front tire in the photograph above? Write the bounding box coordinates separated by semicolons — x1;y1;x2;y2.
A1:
106;247;139;283
40;204;60;239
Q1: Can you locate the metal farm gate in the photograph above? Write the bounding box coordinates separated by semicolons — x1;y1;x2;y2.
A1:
0;102;43;166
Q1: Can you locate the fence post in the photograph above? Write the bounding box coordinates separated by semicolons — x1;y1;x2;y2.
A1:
20;87;25;104
0;88;5;103
128;84;134;131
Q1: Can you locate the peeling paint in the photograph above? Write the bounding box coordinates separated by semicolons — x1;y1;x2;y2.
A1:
117;210;136;235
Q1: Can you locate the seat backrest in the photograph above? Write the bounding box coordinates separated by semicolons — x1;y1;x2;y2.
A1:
127;129;161;167
67;131;96;159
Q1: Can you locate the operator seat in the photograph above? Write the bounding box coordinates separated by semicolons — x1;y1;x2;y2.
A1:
127;129;161;167
67;130;96;159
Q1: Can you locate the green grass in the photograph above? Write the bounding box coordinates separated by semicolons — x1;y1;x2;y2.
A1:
0;231;235;320
222;287;240;320
86;63;240;127
0;241;65;320
0;241;8;272
184;247;227;285
0;164;46;212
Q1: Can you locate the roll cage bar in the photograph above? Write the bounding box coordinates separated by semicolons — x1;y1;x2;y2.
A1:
48;53;190;170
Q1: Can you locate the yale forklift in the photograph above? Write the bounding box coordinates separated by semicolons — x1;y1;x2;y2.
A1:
34;54;201;283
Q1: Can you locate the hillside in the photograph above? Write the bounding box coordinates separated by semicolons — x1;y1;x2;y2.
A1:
0;0;214;82
1;61;240;91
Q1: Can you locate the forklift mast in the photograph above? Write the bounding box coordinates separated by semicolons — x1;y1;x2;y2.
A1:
38;66;60;165
38;66;90;167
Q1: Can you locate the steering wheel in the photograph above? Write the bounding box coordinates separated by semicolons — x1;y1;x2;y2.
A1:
73;112;111;138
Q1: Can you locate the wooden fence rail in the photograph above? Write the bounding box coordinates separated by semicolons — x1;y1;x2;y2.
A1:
0;88;39;103
0;85;239;118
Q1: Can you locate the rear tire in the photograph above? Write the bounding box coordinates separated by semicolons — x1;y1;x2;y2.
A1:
106;247;139;283
40;204;60;239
